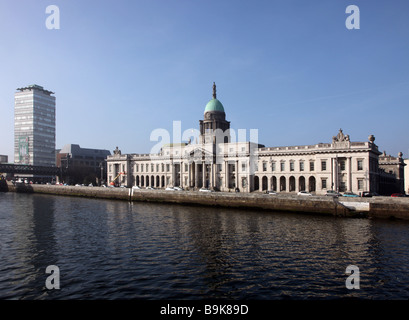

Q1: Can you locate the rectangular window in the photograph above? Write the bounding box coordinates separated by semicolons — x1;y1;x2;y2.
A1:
340;161;346;171
157;164;160;172
135;164;139;172
151;164;154;172
242;162;246;172
300;162;304;171
358;179;364;190
146;164;149;172
322;179;327;189
310;161;314;171
357;160;363;171
141;164;143;172
185;164;188;172
321;161;327;171
290;162;294;171
166;164;170;172
280;162;285;172
262;162;267;172
162;163;165;172
271;162;276;172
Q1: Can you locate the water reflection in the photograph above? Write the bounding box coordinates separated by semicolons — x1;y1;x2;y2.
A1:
1;193;409;299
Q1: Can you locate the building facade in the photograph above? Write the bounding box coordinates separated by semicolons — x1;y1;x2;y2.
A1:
107;84;402;195
0;155;8;163
57;144;111;185
405;159;409;194
377;152;406;195
14;84;56;167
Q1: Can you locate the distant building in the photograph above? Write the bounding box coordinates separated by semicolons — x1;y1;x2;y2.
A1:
14;84;56;167
378;151;406;195
405;159;409;194
0;155;8;163
57;144;111;185
107;83;403;195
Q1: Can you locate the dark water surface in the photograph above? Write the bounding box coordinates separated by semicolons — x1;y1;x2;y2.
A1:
1;192;409;300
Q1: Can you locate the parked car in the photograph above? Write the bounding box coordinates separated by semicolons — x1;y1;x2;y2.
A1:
342;192;359;197
325;190;341;197
361;191;380;197
297;191;312;196
146;186;155;190
391;193;405;197
165;187;175;191
132;186;141;189
173;186;184;191
199;188;212;192
267;190;277;195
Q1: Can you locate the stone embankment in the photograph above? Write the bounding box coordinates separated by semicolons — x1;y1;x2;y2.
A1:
2;181;409;220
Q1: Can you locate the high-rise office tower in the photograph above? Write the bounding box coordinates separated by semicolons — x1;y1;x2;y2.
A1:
14;84;56;167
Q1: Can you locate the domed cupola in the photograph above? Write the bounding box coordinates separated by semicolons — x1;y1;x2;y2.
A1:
199;83;230;143
205;83;225;113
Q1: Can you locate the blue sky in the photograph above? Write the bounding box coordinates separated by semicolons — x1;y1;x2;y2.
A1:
1;0;408;161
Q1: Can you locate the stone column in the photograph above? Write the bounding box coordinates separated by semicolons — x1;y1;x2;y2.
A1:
202;163;206;188
172;164;176;187
225;161;229;190
188;163;191;188
332;157;337;191
331;158;334;190
235;160;239;189
347;157;352;191
195;162;199;188
180;161;183;188
209;163;213;189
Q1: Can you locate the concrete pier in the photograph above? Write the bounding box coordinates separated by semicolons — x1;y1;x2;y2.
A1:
2;181;409;220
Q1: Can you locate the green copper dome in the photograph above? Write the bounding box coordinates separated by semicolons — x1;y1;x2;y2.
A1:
204;82;225;113
204;98;225;113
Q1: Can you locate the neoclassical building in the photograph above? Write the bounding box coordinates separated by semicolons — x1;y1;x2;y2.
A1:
107;84;402;195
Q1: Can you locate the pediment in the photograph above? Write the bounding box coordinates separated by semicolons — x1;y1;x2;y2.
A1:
188;147;214;159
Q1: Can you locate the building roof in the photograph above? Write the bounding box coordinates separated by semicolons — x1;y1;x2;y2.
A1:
16;84;54;95
204;98;225;113
59;144;111;156
204;82;225;113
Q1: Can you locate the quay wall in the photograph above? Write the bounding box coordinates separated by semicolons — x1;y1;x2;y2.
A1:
2;181;409;220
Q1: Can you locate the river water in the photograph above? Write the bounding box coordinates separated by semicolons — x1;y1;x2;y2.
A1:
0;192;409;300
